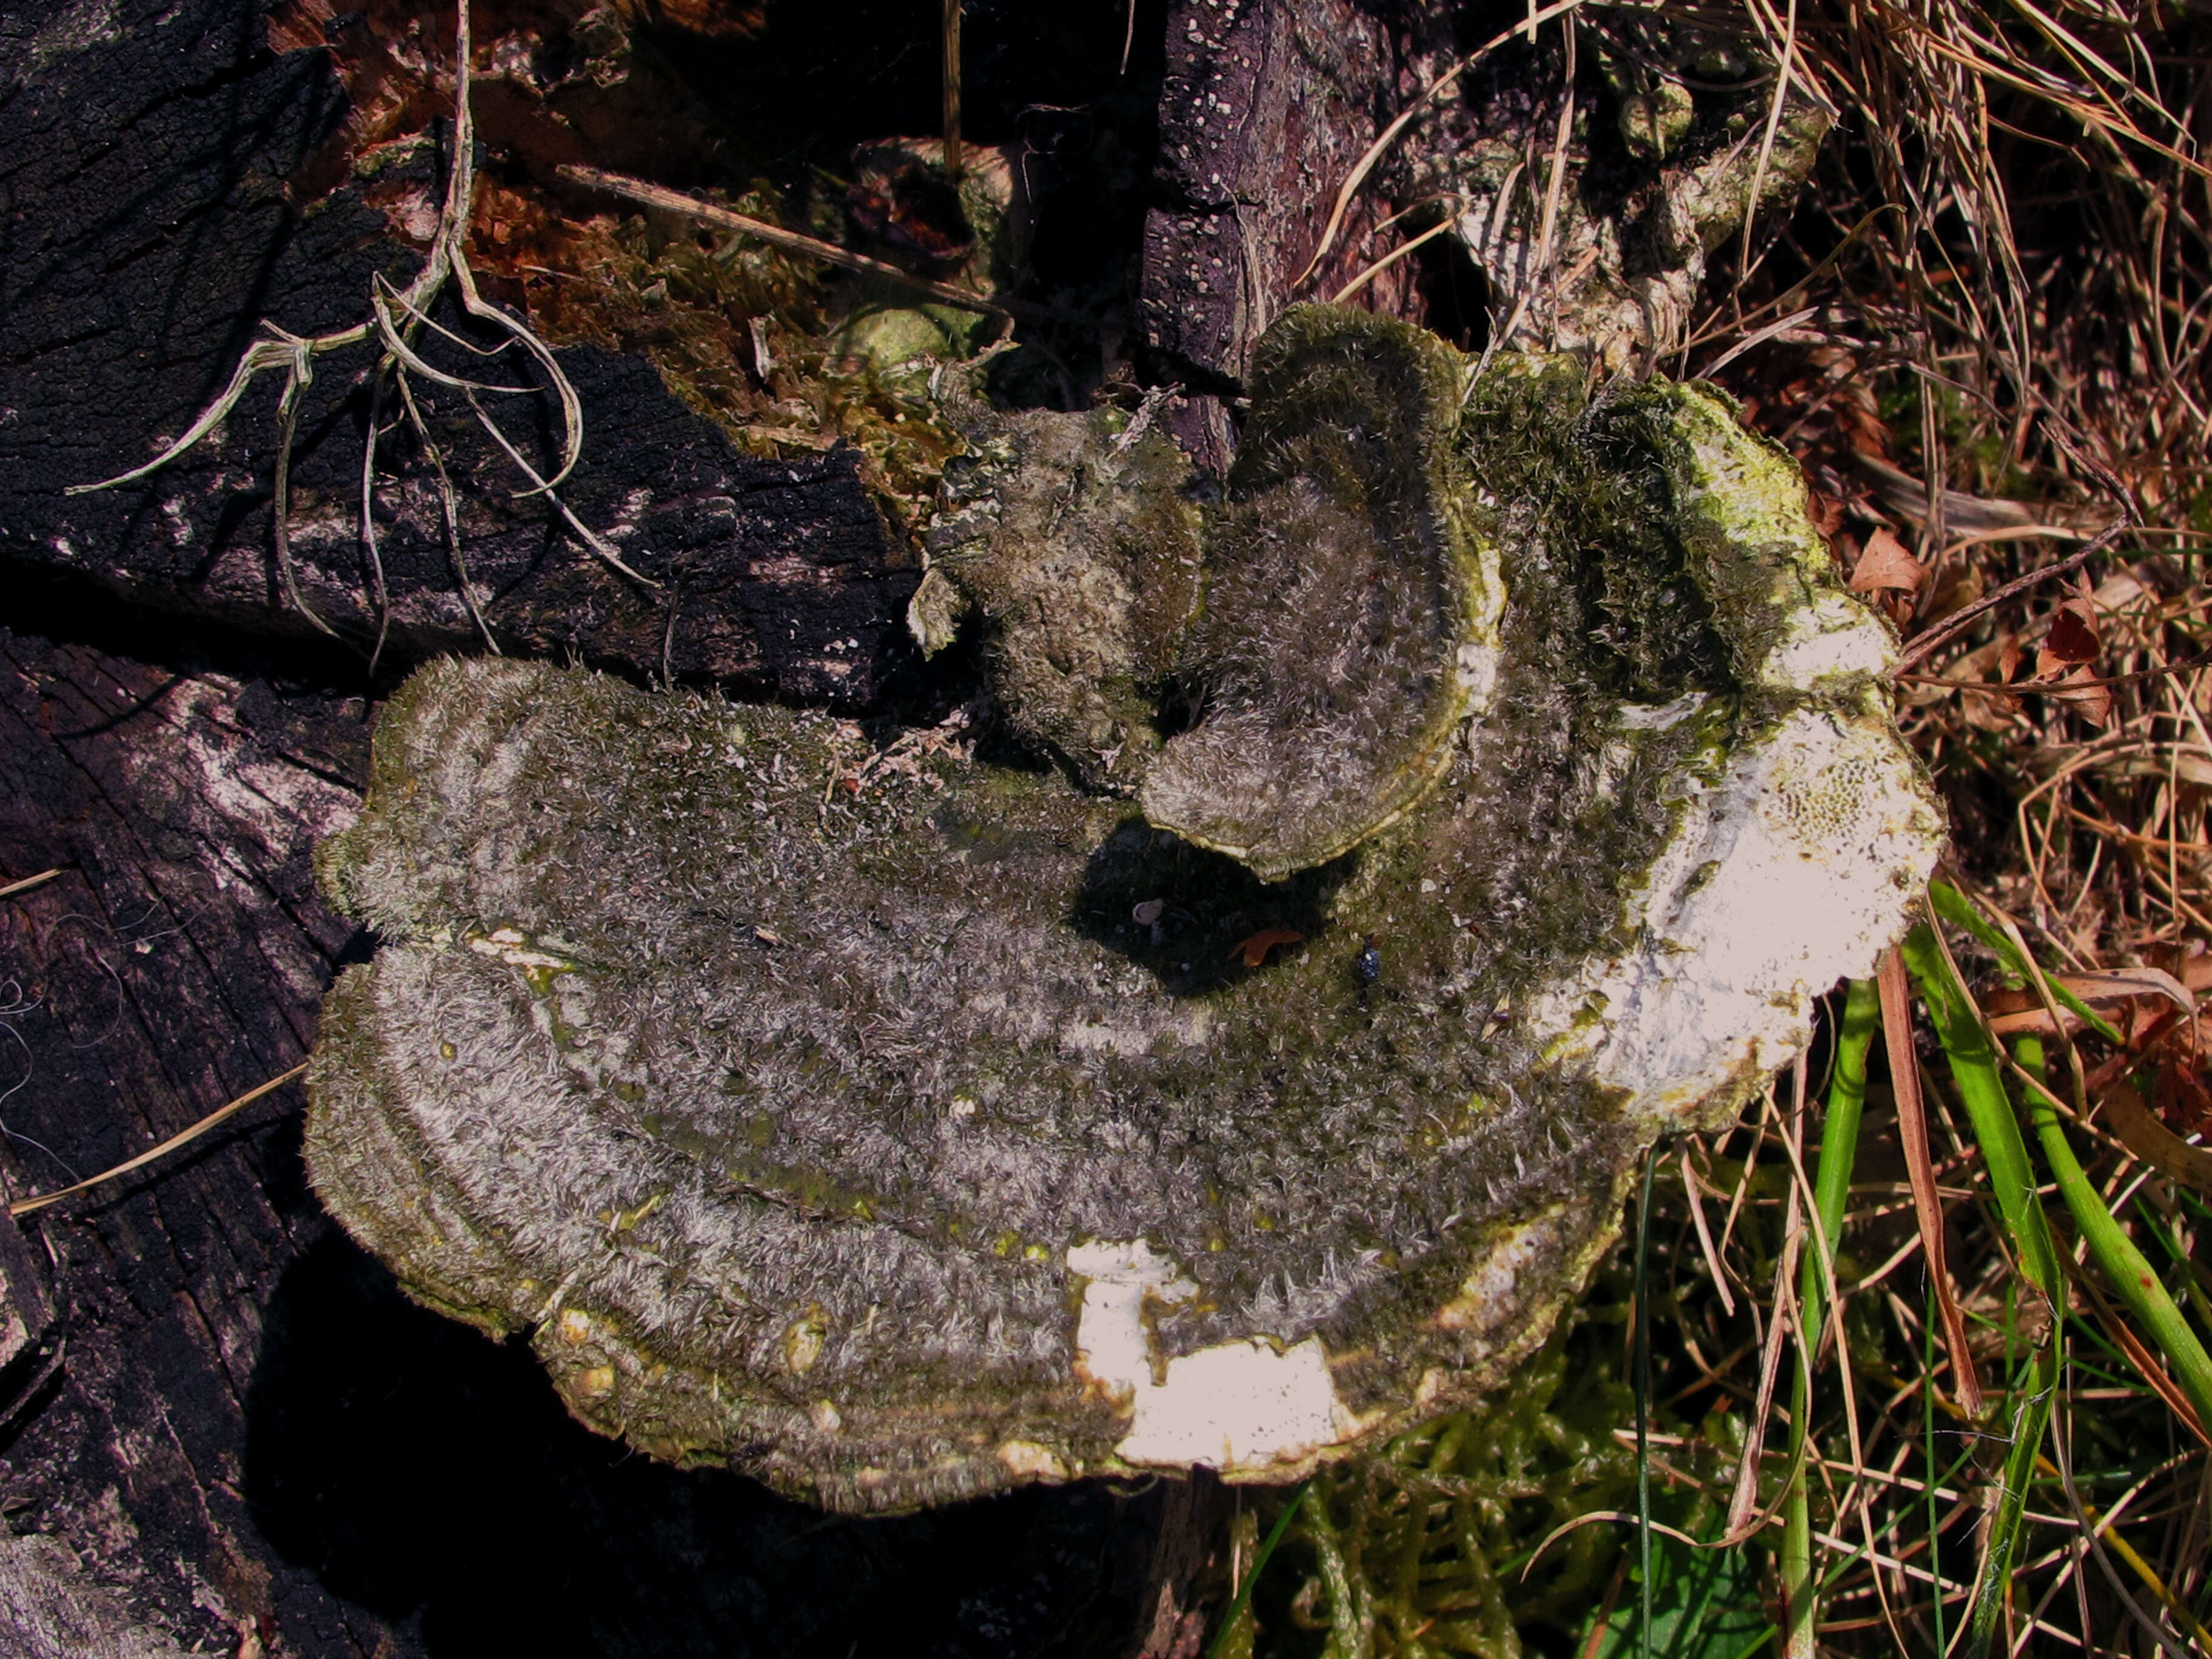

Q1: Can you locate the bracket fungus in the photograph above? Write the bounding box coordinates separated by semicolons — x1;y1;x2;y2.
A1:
306;307;1942;1513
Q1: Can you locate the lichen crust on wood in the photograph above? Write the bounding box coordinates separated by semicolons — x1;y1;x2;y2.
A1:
306;322;1941;1515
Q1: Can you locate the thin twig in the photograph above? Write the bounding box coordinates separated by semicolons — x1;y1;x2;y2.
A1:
1899;645;2212;695
558;165;1048;322
1896;514;2136;673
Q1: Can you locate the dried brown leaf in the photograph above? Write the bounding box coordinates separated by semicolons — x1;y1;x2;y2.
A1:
1848;526;1927;596
2043;663;2116;726
2036;594;2102;677
1229;927;1304;969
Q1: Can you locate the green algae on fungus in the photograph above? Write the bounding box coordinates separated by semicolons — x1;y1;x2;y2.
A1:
306;309;1941;1514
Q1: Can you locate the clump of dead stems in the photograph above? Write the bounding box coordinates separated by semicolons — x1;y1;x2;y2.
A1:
68;0;648;666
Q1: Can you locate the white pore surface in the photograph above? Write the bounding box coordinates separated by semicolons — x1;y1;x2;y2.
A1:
1067;1239;1356;1472
1521;703;1940;1127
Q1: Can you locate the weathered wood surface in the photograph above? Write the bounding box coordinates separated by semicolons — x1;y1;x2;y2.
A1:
1139;0;1444;472
0;0;921;709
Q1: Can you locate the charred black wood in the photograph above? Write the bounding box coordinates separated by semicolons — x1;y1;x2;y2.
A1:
0;0;920;710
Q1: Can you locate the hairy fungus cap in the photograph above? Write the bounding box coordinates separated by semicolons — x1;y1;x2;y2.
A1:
1139;306;1503;880
911;395;1203;794
915;306;1501;871
307;313;1940;1515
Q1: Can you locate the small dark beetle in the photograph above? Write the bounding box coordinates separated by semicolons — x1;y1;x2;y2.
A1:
1354;934;1382;989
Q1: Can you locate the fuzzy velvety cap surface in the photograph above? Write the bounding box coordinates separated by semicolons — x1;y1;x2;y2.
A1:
306;345;1940;1514
916;306;1500;866
1138;306;1500;879
911;397;1203;796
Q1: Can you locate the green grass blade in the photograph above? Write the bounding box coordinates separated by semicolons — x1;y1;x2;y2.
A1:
1930;885;2212;1431
1898;922;2063;1299
1635;1141;1659;1659
1926;881;2123;1045
1900;922;2065;1657
1811;979;1880;1259
1976;1338;2061;1657
2027;1083;2212;1432
1781;980;1878;1659
1205;1485;1308;1659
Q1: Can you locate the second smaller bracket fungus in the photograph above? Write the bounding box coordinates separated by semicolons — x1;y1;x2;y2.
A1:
911;307;1502;873
1140;307;1503;880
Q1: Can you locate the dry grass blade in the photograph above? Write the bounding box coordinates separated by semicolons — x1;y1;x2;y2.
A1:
358;372;394;672
369;283;534;397
394;371;499;651
1736;0;1810;291
2098;1078;2212;1203
1698;305;1823;381
62;332;363;497
1680;1139;1739;1317
450;250;590;495
1982;966;2193;1038
940;0;962;182
558;165;1024;321
1327;218;1460;306
1725;1176;1806;1538
7;1063;309;1218
1523;1509;1706;1566
1524;18;1580;350
2073;1273;2211;1449
1879;948;1985;1415
61;0;625;643
463;389;655;586
0;870;63;901
266;332;337;638
1903;646;2212;699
